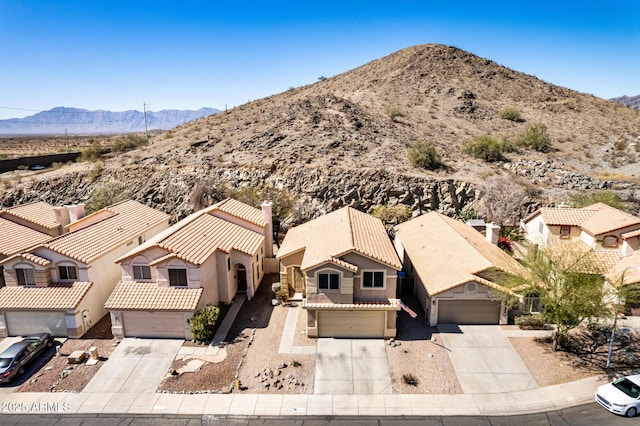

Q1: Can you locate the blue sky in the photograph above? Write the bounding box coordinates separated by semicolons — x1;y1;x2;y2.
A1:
0;1;638;120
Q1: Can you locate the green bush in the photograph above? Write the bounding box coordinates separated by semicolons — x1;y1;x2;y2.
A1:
517;123;551;152
111;134;148;153
498;107;522;122
80;140;103;161
463;135;504;162
372;204;412;225
407;140;442;170
88;161;103;183
571;191;626;210
85;182;128;214
515;313;546;330
189;305;220;344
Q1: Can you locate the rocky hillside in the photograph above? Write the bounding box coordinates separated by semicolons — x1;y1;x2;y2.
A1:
611;95;640;110
3;44;640;224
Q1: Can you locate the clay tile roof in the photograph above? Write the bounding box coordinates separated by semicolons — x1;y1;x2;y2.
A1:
211;198;266;227
302;298;401;310
43;200;170;264
117;202;265;266
0;282;92;310
580;203;640;236
104;281;203;311
0;201;58;231
8;252;52;267
277;207;401;271
538;207;596;226
622;229;640;239
304;256;359;273
394;212;526;296
605;252;640;286
0;218;52;257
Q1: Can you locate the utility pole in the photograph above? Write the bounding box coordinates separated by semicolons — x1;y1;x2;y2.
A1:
143;102;149;141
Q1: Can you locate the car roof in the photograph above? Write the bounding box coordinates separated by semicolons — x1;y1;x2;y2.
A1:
0;341;32;358
625;374;640;385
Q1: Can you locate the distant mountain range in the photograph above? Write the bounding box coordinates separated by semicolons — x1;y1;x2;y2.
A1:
0;107;220;135
610;95;640;110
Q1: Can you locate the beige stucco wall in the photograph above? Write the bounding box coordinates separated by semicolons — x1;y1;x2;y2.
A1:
305;264;354;304
278;250;305;292
342;252;398;301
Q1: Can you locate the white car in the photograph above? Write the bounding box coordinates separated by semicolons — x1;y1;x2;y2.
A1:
595;374;640;417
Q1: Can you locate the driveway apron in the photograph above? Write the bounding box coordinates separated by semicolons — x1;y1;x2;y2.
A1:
315;339;391;395
83;338;183;394
438;325;538;394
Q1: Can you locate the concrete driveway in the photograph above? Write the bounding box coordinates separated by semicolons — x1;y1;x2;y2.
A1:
83;338;183;394
437;324;538;394
315;339;391;395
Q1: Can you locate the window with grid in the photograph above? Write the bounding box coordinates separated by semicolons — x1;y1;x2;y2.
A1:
318;272;339;290
58;265;78;281
16;268;35;286
133;265;151;280
363;271;385;288
168;268;188;287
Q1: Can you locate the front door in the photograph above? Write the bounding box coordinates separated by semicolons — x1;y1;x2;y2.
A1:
237;265;247;293
292;267;305;292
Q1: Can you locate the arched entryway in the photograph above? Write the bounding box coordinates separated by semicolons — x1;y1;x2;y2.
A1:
236;264;247;293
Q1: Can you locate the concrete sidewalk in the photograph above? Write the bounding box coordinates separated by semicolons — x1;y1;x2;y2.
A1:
0;375;606;416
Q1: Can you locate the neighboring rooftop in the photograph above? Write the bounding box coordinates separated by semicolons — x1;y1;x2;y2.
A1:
0;217;52;257
42;200;170;264
0;282;92;310
277;206;402;271
212;198;266;227
395;212;525;296
105;281;203;311
0;201;59;234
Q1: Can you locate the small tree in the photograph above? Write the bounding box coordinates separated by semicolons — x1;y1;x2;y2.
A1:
407;140;442;170
571;191;626;211
85;181;129;214
503;245;608;351
517;123;551;152
463;135;504;162
189;305;220;344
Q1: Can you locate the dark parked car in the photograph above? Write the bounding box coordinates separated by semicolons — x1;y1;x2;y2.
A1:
0;333;54;383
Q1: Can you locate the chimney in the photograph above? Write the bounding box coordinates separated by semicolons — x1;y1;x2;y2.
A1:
486;223;500;245
261;201;274;257
65;204;86;223
53;206;70;235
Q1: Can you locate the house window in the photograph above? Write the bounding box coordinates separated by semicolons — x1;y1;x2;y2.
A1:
138;236;144;245
363;271;385;288
133;265;151;280
58;265;78;281
227;258;231;271
168;268;188;287
560;226;570;239
603;235;618;248
538;222;544;234
16;268;35;286
318;272;339;290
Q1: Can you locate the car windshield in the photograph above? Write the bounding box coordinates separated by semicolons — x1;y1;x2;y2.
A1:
613;378;640;398
0;358;12;368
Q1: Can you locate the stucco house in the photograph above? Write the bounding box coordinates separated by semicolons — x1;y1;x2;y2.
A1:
0;200;170;337
394;212;524;326
277;206;402;338
105;198;274;339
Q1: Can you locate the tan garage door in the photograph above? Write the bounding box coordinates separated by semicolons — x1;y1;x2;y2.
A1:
5;311;67;337
318;311;385;338
122;311;186;338
437;300;501;325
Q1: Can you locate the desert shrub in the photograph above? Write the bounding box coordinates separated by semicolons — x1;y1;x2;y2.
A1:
498;106;522;122
189;305;220;344
88;161;103;183
85;182;129;214
372;204;412;225
80;140;103;161
385;104;402;120
276;289;289;305
111;134;147;153
292;359;302;367
402;373;419;386
570;191;626;210
407;140;442;170
516;123;551;152
463;135;504;162
271;282;281;295
515;313;546;330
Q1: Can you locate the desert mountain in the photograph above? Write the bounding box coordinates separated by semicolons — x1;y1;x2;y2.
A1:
611;95;640;110
0;107;219;135
3;44;640;222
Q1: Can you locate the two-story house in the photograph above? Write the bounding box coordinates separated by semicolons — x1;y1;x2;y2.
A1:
277;206;402;338
0;200;170;337
105;198;274;339
394;212;523;325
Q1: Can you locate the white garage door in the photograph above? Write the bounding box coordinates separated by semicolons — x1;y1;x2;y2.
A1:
5;311;67;337
318;311;385;338
122;311;186;338
437;300;501;325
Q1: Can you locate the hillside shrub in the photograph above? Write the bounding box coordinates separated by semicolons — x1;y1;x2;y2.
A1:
372;204;412;225
517;123;551;152
571;191;626;210
111;134;148;153
88;161;103;183
515;313;546;330
385;104;402;121
189;305;220;344
80;140;103;161
498;106;522;122
463;135;504;162
85;182;128;214
407;140;442;170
